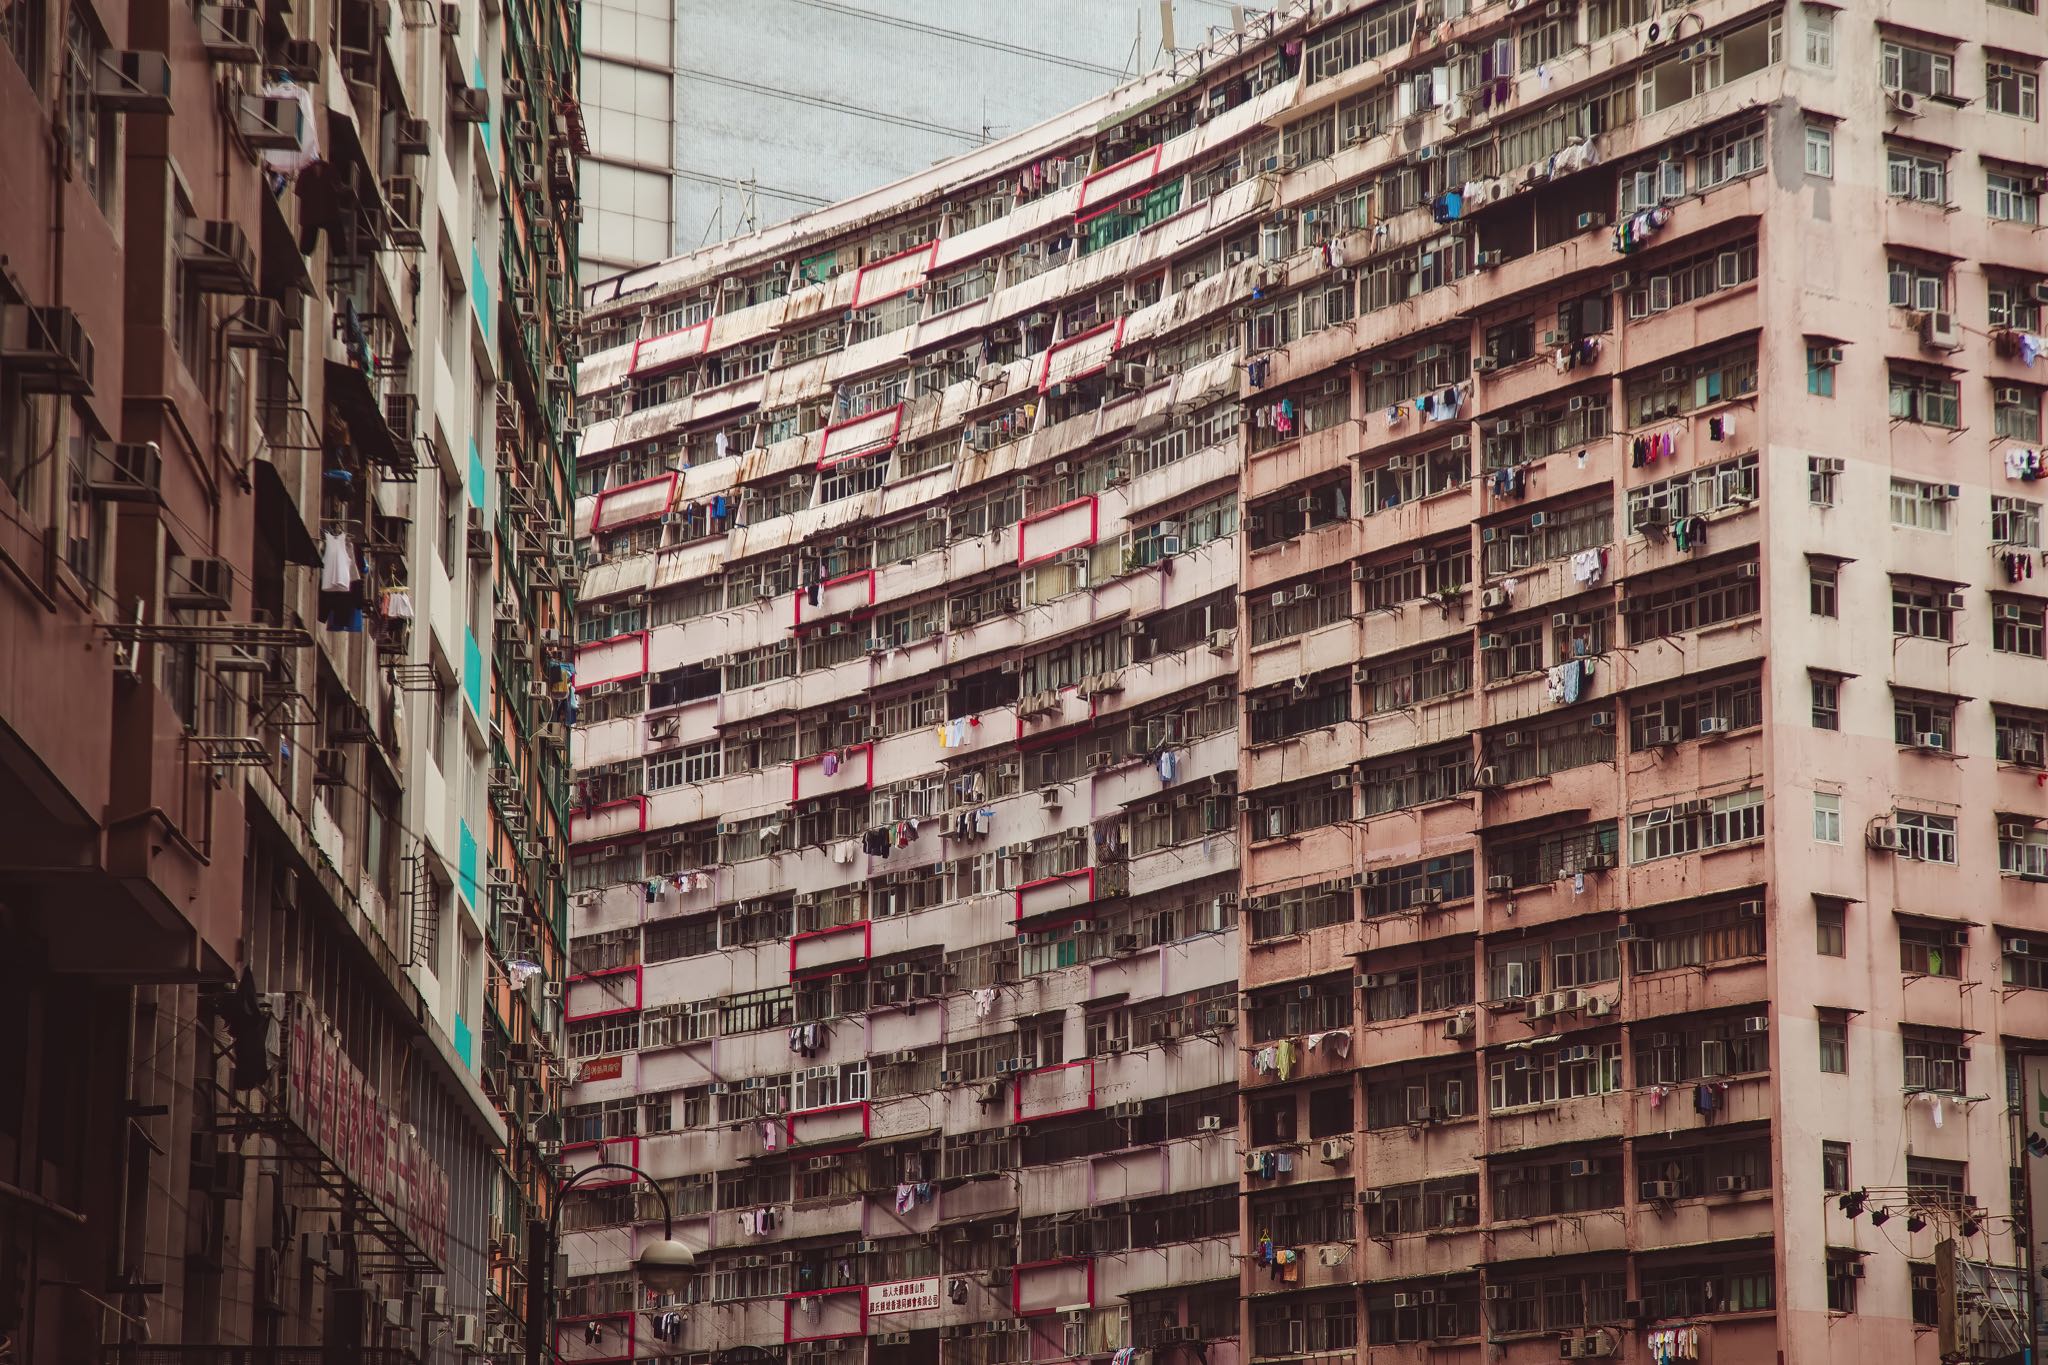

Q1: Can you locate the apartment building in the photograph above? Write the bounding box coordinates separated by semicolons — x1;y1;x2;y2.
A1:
563;0;2048;1363
576;0;1233;282
0;0;579;1360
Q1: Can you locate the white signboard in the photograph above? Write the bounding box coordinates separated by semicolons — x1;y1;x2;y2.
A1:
868;1277;942;1317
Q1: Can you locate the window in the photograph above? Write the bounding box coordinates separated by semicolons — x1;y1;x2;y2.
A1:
1627;787;1766;862
1808;454;1841;503
1;0;45;85
1813;791;1842;844
1999;822;2048;880
1888;370;1961;428
1801;6;1832;67
1911;1264;1940;1327
1987;165;2043;225
1995;495;2044;549
1881;40;1953;97
1995;707;2048;766
1825;1253;1861;1314
1992;599;2046;658
1995;384;2043;442
1906;1154;1969;1205
1627;674;1762;750
1886;144;1948;204
1886;259;1948;313
1891;691;1957;750
1900;1035;1966;1096
1895;810;1959;864
1990;275;2045;332
1809;560;1838;617
1806;349;1838;399
61;8;116;211
1818;1020;1847;1073
1815;899;1846;956
1891;578;1959;641
1801;122;1833;177
1987;58;2040;120
1822;1141;1852;1193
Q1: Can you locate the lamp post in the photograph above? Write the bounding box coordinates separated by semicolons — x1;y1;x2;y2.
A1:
525;1161;695;1365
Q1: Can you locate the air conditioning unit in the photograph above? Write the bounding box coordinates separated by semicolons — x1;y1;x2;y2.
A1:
95;49;174;114
1888;87;1923;116
166;556;232;610
1920;310;1959;351
1698;716;1730;737
1487;874;1514;891
1915;731;1946;751
448;84;488;123
1868;824;1906;852
1641;1180;1678;1201
451;1314;481;1349
1471;354;1499;373
1198;1115;1223;1131
1444;1012;1475;1040
1;304;96;392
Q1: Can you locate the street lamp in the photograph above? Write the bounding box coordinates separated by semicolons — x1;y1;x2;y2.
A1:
526;1161;695;1365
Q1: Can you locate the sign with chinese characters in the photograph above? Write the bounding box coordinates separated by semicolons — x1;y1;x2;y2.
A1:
867;1277;941;1317
284;995;450;1267
579;1055;624;1083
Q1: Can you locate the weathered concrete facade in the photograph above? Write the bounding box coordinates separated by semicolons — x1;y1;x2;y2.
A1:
566;1;2048;1362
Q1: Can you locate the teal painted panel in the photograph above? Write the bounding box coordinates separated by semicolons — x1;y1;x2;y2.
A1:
468;436;486;508
454;1013;474;1070
463;629;485;717
458;818;480;909
470;243;490;333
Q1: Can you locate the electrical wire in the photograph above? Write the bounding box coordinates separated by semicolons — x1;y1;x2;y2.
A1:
670;67;992;145
780;0;1134;79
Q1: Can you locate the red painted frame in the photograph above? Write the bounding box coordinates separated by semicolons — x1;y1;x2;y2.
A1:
781;1099;873;1149
573;629;651;691
569;795;649;847
1012;1058;1097;1123
817;403;905;468
783;1285;870;1343
559;1135;641;1187
1013;867;1095;926
1015;495;1100;568
556;1310;637;1364
792;742;875;803
850;239;939;310
1037;317;1126;393
626;318;713;376
788;921;874;980
1010;1255;1097;1316
792;569;878;627
564;963;644;1022
1075;145;1164;220
590;471;679;532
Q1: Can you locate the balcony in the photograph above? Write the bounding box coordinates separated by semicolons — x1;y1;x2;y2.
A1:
1014;1060;1096;1122
1633;1188;1775;1250
789;921;871;979
1358;1225;1483;1284
1630;1070;1771;1136
1626;957;1767;1020
1485;1210;1628;1264
1356;1011;1476;1071
1487;1091;1629;1156
784;1101;871;1150
783;1286;866;1343
1013;1256;1094;1315
1245;1028;1357;1088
